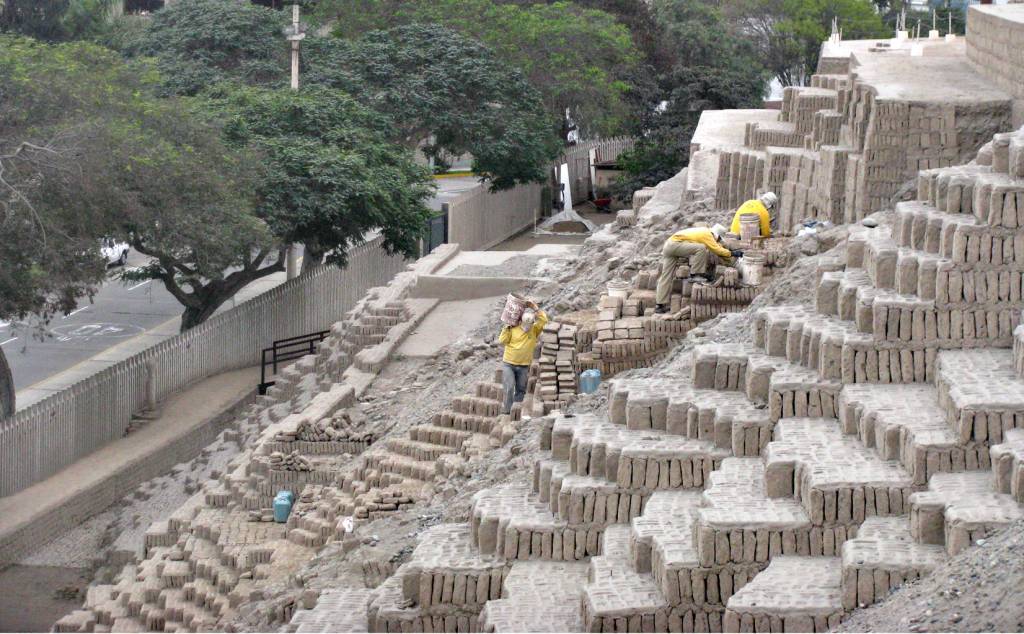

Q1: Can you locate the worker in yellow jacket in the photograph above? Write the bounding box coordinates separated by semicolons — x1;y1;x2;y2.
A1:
729;192;778;238
655;224;741;314
498;300;548;414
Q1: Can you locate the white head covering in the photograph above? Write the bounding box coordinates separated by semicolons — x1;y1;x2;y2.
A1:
760;192;778;209
710;224;727;240
520;309;536;330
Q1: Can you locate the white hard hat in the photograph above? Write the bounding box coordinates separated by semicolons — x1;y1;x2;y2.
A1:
710;224;727;240
760;192;779;209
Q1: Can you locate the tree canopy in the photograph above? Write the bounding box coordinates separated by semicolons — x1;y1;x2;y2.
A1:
613;0;770;195
312;0;641;141
303;24;558;190
214;85;435;272
124;0;287;95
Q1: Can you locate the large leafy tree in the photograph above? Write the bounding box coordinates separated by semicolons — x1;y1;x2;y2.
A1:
127;0;555;187
0;0;119;41
303;25;557;190
726;0;888;86
213;85;435;272
312;0;640;141
123;0;287;95
613;0;770;195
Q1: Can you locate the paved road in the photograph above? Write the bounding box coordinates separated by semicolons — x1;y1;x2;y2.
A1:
1;252;184;392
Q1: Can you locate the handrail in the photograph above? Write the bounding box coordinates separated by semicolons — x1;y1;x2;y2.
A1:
258;330;330;395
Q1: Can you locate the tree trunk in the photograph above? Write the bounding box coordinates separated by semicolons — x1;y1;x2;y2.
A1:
0;346;14;421
301;243;326;274
180;303;222;332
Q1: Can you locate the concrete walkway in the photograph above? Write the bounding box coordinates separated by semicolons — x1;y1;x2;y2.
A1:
397;296;505;358
0;367;257;565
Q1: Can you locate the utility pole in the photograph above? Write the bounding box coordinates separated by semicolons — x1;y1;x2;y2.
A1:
284;4;306;279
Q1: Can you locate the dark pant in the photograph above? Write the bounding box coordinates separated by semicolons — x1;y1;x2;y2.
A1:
502;362;530;414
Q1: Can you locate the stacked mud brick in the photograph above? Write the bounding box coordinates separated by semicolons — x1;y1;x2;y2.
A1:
707;31;1012;234
535;322;580;415
321;125;1024;634
575;293;691;378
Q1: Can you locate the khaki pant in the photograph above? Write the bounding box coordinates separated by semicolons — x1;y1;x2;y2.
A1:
655;239;722;305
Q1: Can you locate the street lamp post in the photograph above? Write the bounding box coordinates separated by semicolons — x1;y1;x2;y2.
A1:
284;4;306;279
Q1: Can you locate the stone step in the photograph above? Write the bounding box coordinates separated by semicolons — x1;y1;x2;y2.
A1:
551;413;727;489
408;424;474;449
361;451;436;482
479;561;588;633
723;556;844;633
909;470;1023;555
634;489;765;614
290;588;372;633
840;516;945;610
433;409;501;435
607;376;768;456
693;344;754;391
767;363;842;422
470;484;602;561
936;349;1024;445
399;524;507;612
698;458;849;570
475;381;505;402
533;458;647;526
450;395;503;418
839;384;981;486
582;524;688;633
384;437;460;462
765;418;915;525
917;164;989;215
367;575;477;633
991;427;1024;503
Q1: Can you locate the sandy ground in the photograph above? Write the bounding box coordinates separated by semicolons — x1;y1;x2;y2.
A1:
837;520;1024;632
0;565;90;632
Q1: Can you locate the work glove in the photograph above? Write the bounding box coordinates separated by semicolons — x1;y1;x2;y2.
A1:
730;249;744;258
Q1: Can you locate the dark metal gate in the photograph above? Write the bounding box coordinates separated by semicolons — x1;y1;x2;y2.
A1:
422;206;449;256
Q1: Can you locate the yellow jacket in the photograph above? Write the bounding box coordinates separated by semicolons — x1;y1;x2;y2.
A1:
730;199;772;238
669;227;733;260
499;310;548;366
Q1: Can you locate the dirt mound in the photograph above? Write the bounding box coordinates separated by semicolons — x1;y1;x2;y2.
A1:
837;520;1024;632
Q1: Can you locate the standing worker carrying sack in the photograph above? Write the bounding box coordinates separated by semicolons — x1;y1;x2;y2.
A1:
654;224;741;314
498;299;548;415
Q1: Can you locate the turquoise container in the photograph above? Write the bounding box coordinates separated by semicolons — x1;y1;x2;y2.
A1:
580;369;602;394
273;490;294;523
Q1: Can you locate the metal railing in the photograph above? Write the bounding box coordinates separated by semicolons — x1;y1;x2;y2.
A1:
258;330;331;395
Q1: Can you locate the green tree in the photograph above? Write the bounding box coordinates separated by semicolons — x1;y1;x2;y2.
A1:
124;0;287;95
613;0;770;196
303;24;558;190
213;85;436;272
312;0;641;141
727;0;888;86
0;0;119;41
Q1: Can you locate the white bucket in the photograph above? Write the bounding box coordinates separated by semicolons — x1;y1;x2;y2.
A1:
501;293;528;326
739;213;761;242
742;253;766;286
606;280;630;299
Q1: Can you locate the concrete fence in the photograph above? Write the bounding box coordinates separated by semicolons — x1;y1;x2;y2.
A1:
445;138;636;251
559;137;636;204
446;182;544;251
0;237;406;496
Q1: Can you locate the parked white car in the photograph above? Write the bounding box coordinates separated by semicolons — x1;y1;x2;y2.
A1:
100;239;130;267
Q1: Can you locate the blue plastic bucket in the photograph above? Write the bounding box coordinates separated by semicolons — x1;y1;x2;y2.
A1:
579;369;602;394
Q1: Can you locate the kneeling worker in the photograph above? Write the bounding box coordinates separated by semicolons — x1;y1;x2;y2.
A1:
730;191;778;238
498;300;548;415
655;224;741;314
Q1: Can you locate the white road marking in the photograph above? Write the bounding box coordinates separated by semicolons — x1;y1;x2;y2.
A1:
128;280;151;291
0;337;16;346
62;306;89;319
